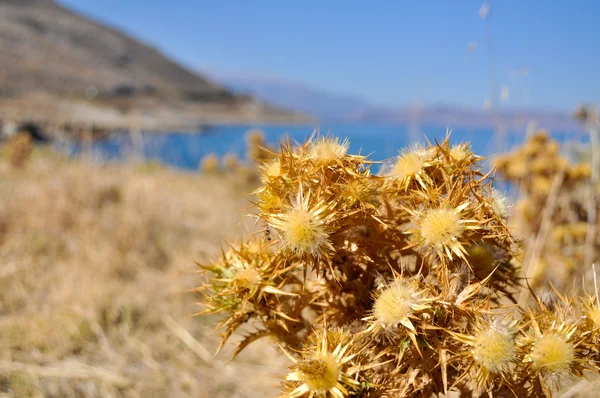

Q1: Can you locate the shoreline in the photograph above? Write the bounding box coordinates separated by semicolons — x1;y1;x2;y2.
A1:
0;95;314;140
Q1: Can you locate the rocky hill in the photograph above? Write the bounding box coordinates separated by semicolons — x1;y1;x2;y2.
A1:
0;0;308;131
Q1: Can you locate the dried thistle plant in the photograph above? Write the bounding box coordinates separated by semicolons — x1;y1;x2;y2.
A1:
246;128;276;163
494;130;598;293
199;152;221;174
197;133;600;397
222;152;240;171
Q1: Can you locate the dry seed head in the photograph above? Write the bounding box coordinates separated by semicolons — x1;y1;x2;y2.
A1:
280;209;328;255
471;324;516;373
222;152;240;171
264;159;281;178
200;153;220;173
505;158;528;179
530;157;554;174
246;128;265;145
285;331;360;398
531;177;552;197
530;334;574;374
531;130;550;144
308;137;350;163
546;141;560;156
295;354;341;394
420;207;464;254
269;193;334;258
373;282;415;328
369;278;434;333
393;151;425;180
491;189;511;219
233;266;261;289
568;163;592;180
450;143;471;162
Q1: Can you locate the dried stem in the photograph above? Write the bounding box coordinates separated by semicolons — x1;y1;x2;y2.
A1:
162;314;213;364
585;123;599;268
519;168;565;307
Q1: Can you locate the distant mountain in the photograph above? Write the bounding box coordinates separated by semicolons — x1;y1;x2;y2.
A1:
212;73;582;132
207;73;373;122
359;105;582;132
0;0;308;131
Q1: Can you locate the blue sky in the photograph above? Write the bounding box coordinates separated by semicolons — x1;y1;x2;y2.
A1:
57;0;599;111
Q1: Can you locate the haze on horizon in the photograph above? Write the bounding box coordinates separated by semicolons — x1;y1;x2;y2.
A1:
57;0;599;112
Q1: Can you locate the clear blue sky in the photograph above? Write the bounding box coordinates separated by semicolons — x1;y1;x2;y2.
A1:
57;0;599;111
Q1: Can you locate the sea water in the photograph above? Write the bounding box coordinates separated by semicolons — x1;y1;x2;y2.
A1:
65;123;587;172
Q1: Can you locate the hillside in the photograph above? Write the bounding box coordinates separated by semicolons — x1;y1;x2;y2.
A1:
0;0;308;131
212;72;373;122
212;72;582;132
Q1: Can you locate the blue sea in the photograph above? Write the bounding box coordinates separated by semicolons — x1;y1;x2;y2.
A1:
64;123;588;172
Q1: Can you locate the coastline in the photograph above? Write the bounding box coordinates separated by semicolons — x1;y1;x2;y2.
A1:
0;94;314;139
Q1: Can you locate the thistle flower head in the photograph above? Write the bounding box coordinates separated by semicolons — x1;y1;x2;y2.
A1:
308;136;350;164
268;190;335;259
200;153;220;173
206;240;273;297
261;158;282;182
372;281;415;328
366;277;435;335
449;318;518;394
421;207;463;248
391;149;429;189
521;308;583;385
281;209;328;253
246;128;266;145
414;203;477;262
232;265;261;289
471;322;516;373
293;354;341;396
284;330;360;398
449;143;473;162
529;334;574;374
222;152;240;171
491;189;511;219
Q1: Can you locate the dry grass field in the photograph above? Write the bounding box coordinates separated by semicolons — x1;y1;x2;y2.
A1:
0;146;287;397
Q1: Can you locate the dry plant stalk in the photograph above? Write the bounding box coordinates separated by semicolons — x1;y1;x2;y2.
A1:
198;134;600;397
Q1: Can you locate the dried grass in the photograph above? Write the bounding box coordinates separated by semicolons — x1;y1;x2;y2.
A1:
0;149;285;397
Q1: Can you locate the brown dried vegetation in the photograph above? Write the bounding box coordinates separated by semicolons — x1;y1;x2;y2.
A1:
0;150;283;397
198;134;600;397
